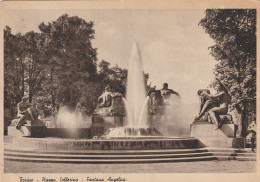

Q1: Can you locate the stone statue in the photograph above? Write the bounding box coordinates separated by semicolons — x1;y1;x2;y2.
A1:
161;83;180;106
148;89;164;115
75;101;85;113
92;87;125;137
110;92;125;116
148;83;180;115
195;82;232;128
94;86;125;116
196;89;217;121
97;86;112;108
148;90;163;107
15;95;39;130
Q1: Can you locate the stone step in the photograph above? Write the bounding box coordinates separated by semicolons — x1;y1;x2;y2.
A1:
206;148;256;161
4;146;255;163
6;149;255;159
214;156;256;161
4;151;213;160
210;152;256;158
206;147;256;153
4;145;208;155
4;155;217;163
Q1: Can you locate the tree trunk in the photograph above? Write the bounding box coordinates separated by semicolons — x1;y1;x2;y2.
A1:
235;105;247;137
241;103;248;137
29;85;33;103
21;62;25;97
52;95;55;108
64;87;71;103
69;88;73;105
234;108;243;137
50;66;55;108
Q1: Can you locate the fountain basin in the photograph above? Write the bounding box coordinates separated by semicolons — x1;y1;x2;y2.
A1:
101;127;162;139
6;136;205;150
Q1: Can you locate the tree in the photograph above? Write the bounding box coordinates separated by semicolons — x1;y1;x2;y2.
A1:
38;14;98;109
4;27;26;109
4;14;150;116
4;26;47;109
98;60;127;95
199;9;256;137
23;31;46;102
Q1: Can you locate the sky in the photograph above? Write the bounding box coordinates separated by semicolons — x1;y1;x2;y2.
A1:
4;9;217;104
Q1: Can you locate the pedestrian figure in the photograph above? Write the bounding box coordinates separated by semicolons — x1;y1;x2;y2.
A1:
248;121;256;152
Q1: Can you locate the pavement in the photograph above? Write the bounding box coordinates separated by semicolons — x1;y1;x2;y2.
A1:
3;160;256;173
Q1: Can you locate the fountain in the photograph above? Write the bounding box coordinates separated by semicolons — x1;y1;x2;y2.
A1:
126;42;148;127
5;43;220;164
56;106;84;128
102;42;162;139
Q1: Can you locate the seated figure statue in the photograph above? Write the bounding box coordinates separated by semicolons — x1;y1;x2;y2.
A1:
110;92;125;116
94;86;125;116
15;95;39;130
195;82;232;128
196;89;218;121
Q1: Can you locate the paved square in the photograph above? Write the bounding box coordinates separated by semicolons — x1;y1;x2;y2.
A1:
4;160;256;173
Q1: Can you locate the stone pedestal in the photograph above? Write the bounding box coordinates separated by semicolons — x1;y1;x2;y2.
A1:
191;122;237;137
190;122;244;148
46;128;91;138
8;119;46;138
91;116;124;137
4;117;12;135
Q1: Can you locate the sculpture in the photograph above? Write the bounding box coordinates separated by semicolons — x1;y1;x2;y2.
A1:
196;89;218;121
110;92;125;116
148;89;164;115
97;86;112;108
195;82;232;128
94;86;125;116
148;83;180;115
15;95;39;130
161;83;180;106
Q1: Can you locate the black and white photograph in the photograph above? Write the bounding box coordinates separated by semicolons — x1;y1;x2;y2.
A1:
1;1;259;181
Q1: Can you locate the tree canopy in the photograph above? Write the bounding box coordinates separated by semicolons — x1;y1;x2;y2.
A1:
4;14;135;116
199;9;256;136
